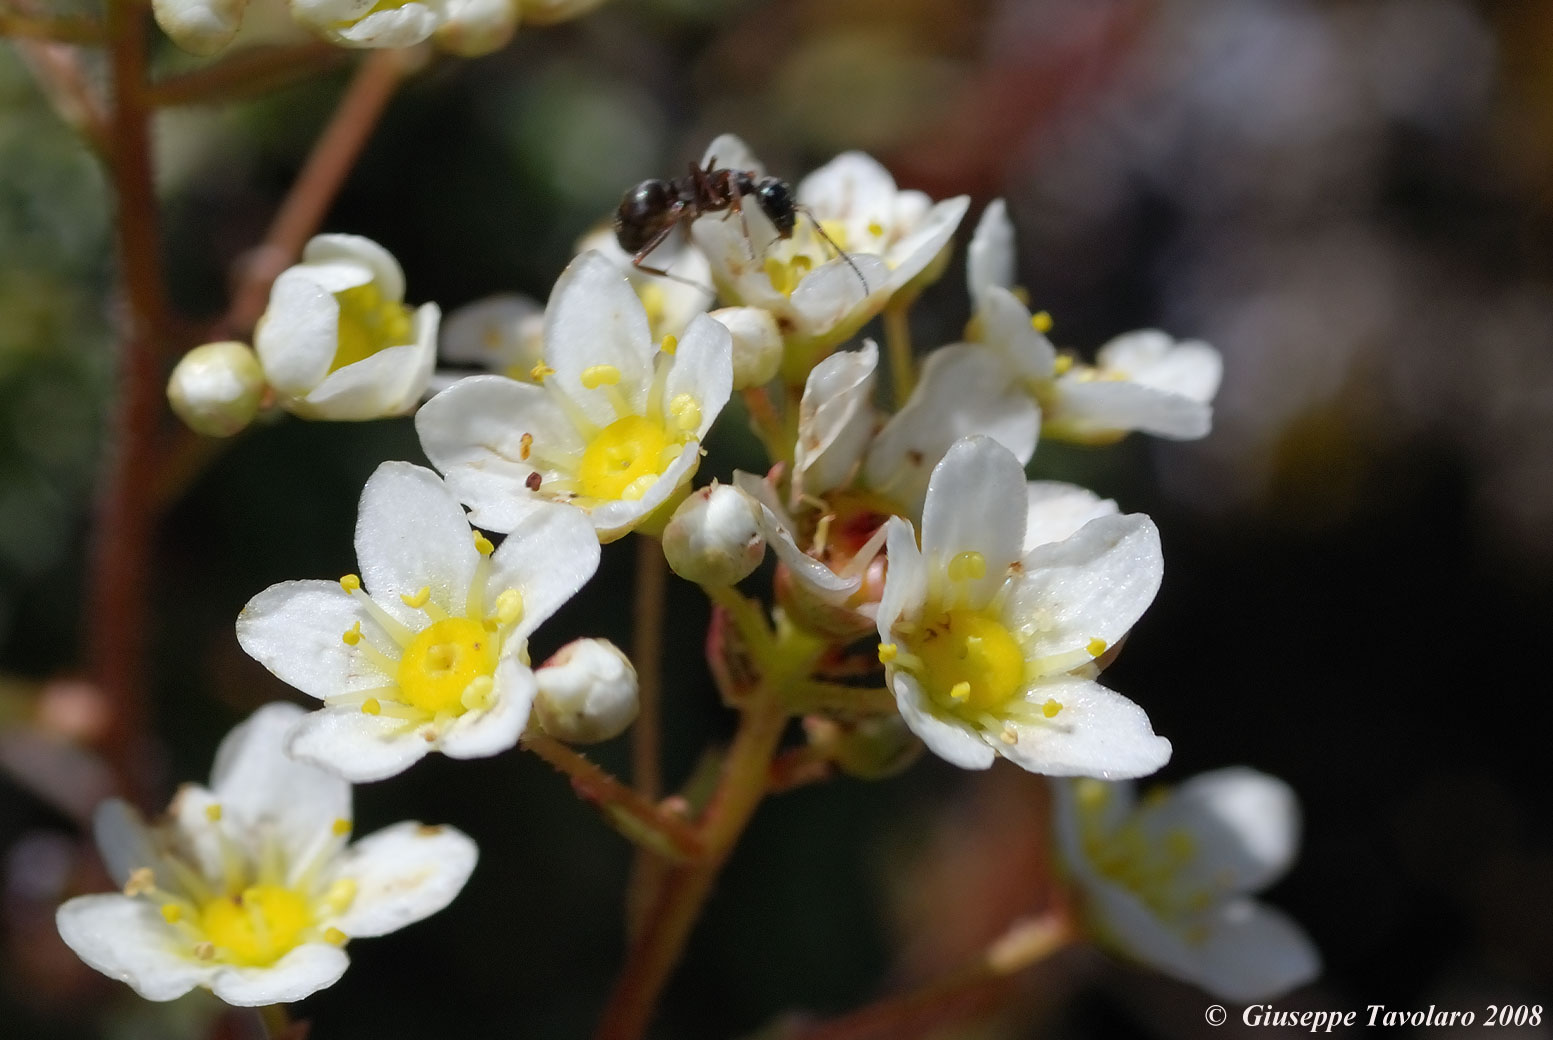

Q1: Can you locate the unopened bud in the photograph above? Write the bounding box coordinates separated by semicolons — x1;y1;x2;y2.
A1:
805;714;923;780
434;0;518;57
711;306;783;389
663;483;766;586
533;638;638;744
167;341;266;437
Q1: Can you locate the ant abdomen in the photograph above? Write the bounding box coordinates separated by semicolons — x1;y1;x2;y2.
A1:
615;179;676;254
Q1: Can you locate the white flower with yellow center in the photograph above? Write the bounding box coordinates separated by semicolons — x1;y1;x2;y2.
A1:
967;200;1222;443
236;461;599;781
415;251;733;542
876;436;1170;776
1052;769;1321;1001
55;703;477;1005
690;134;966;366
255;234;438;421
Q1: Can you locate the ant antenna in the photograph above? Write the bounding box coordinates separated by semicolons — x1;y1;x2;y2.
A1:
796;205;870;296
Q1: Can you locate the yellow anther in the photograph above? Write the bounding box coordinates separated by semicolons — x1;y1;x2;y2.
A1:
659;334;678;356
1010;285;1032;306
1000;725;1018;745
324;927;348;946
669;392;701;432
331;818;351;836
461;675;495;711
325;878;357;912
160;903;183;924
1087;637;1108;657
947;551;987;582
581;364;622;389
494;588;524;626
473;531;495;556
877;642;898;664
1052;355;1075;376
519;432;533;461
401;586;431;609
1031;310;1054;334
342;621;363;646
530;362;555;382
621;475;657;501
949;681;972;702
1042;698;1063;718
195;942;215;961
205;803;222;822
123;867;155;897
866;220;885;238
340;573;362;594
361;698;382;716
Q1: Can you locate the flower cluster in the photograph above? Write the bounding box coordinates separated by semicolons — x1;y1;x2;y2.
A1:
106;135;1320;1015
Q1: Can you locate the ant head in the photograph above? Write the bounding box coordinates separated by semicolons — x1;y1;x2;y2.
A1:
615;179;675;254
753;177;797;238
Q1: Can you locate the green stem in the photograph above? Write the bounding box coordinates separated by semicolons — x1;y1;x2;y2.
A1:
883;303;914;408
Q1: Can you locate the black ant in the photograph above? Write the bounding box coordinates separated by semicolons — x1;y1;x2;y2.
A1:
614;157;868;293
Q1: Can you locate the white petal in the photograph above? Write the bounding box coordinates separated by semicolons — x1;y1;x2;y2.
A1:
1097;331;1222;403
355;461;479;627
967;198;1015;301
881;195;970;293
286;708;432;783
662;312;733;439
415;375;583;532
876;516;924;640
890;672;995;770
328;821;478;938
254;271;338;396
56;895;210;1001
206;943;350;1006
237;580;390;700
486;501;600;642
302;238;405;301
438;658;534;759
544;251;654;425
866;347;1038;519
979;285;1057;381
794;341;878;501
733;471;859;605
1140;768;1301;895
917;437;1027;608
790;254;890;334
999;677;1170;779
331;4;440;46
797;151;899;226
441;293;543;369
207;702;352;858
1048;378;1212;441
92;800;158;888
1188;900;1321;1001
1008;513;1163;657
1023;482;1119;553
295;305;439;420
700;133;764;176
152;0;243;55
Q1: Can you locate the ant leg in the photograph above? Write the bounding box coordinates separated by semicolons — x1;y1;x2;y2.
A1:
798;205;869;294
630;223;716;298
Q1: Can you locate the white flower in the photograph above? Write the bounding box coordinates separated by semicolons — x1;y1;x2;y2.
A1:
966;201;1221;442
690;134;967;367
1052;768;1321;1001
876;436;1171;776
254;234;438;421
55;703;477;1005
290;0;442;47
1023;482;1119;554
435;292;546;390
236;461;599;781
416;251;733;542
434;0;518;56
154;0;247;54
533;638;639;743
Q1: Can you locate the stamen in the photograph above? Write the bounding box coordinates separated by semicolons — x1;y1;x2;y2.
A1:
123;867;155;897
325;879;357;913
866;220;885;238
948;681;972;702
195;942;216;961
461;676;494;711
473;531;494;556
340;580;414;649
160;903;183;924
841;524;890;579
361;698;382;715
1031;311;1053;334
999;724;1018;745
401;586;431;609
877;642;898;664
659;334;678;355
1053;355;1075;376
1043;698;1063;718
324;685;399;710
332;818;351;836
1087;637;1108;657
324;927;348;945
646;352;672;418
340;574;362;594
540;377;601;439
205;803;222;822
493;588;523;627
519;432;533;461
530;362;555;382
668;393;701;433
581;364;622;389
342;621;363;646
947;551;987;583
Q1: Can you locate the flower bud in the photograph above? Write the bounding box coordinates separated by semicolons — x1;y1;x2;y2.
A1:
711;306;783;389
153;0;246;56
533;639;639;744
434;0;518;56
804;715;923;780
662;482;766;586
167;341;266;437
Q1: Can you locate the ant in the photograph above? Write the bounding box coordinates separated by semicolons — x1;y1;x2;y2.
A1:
614;157;868;293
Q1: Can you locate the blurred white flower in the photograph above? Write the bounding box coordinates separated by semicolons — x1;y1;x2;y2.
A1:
290;0;444;49
876;436;1170;777
435;292;545;390
56;703;477;1005
254;234;438;421
1053;768;1321;1001
236;462;599;781
416;251;733;542
154;0;247;54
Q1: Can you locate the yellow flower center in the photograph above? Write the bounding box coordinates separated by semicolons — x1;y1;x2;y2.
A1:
395;617;499;716
330;281;414;372
576;414;681;501
907;608;1026;714
198;884;312;967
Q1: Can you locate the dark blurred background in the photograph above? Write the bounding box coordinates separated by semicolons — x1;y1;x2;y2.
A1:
2;0;1551;1037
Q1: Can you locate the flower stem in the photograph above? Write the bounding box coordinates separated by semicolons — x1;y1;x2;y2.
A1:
210;47;415;341
88;0;171;811
0;9;103;44
883;303;914;408
256;1004;291;1040
625;535;669;929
